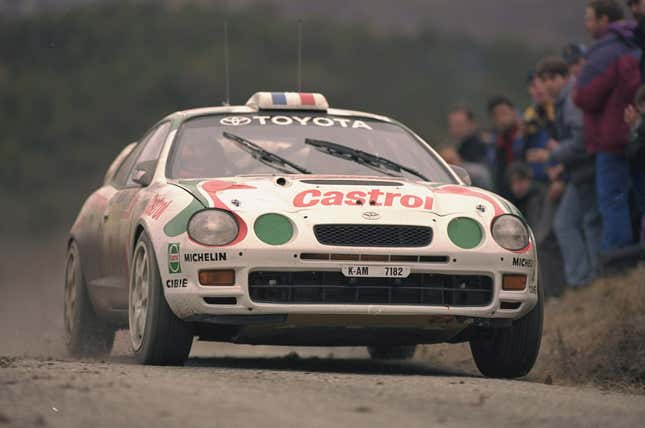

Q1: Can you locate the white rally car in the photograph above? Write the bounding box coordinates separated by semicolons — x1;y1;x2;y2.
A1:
65;92;542;378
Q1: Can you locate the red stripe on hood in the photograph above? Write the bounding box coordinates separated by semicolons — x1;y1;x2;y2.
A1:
433;185;504;217
433;185;534;253
198;180;256;247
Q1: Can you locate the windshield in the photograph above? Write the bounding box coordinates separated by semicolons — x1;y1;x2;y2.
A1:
167;113;455;183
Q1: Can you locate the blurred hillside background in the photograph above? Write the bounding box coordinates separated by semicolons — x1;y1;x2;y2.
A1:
0;0;603;235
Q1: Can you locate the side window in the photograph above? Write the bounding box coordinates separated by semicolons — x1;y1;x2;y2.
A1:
112;142;144;188
125;121;172;187
104;143;136;185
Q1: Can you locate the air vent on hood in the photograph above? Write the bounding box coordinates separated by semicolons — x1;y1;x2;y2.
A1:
300;179;403;186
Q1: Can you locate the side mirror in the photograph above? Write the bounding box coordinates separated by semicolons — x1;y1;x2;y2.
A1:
450;164;472;186
132;160;156;187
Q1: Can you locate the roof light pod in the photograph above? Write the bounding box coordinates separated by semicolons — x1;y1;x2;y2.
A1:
246;92;329;111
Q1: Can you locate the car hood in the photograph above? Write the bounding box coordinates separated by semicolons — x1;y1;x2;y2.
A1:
169;175;513;220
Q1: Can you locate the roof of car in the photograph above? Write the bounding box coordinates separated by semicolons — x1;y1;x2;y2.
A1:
162;105;395;124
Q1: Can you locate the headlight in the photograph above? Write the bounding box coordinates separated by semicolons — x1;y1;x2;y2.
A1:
188;209;239;246
491;215;529;251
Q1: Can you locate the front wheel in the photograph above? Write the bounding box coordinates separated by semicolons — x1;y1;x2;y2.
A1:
367;345;417;360
469;285;544;378
129;232;193;365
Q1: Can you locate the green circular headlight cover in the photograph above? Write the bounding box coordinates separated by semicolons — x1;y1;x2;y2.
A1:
254;213;293;245
448;217;483;249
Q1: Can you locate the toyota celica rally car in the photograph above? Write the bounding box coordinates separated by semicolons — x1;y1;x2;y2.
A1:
65;91;542;378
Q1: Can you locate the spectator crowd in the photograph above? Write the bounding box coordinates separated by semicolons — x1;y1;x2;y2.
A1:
440;0;645;297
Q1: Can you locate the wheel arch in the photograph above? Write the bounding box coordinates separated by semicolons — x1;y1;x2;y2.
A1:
64;234;106;327
130;218;164;278
66;234;87;285
133;224;146;253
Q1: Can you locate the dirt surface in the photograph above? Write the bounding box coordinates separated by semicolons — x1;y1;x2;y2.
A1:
2;235;645;427
2;353;645;428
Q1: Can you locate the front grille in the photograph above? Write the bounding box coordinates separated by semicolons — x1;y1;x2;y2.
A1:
314;224;432;247
248;271;493;307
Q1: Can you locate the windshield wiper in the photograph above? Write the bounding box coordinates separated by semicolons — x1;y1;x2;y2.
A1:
222;132;311;175
304;138;429;181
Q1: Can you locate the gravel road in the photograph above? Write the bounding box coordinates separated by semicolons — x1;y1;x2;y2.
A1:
2;346;645;428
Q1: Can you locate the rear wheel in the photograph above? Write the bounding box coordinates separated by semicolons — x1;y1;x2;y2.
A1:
367;345;417;360
469;285;544;378
129;232;193;365
64;241;115;357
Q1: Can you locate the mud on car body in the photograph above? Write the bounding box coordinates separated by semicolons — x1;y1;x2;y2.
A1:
65;92;542;378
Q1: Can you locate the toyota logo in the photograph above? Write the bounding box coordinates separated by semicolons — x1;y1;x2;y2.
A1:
220;116;252;126
362;211;381;220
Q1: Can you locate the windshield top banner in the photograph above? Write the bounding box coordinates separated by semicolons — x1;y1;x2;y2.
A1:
219;115;374;130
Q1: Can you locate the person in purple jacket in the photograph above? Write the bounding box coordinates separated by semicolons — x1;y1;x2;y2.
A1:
575;0;642;252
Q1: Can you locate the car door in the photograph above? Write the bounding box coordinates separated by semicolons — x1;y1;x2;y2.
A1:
81;143;137;288
99;121;171;309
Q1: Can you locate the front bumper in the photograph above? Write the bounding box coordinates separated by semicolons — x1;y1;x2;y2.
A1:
163;244;539;322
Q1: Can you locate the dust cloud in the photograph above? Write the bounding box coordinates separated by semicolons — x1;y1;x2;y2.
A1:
0;233;68;357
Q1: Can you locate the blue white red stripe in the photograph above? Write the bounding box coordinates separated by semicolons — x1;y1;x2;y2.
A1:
246;91;329;111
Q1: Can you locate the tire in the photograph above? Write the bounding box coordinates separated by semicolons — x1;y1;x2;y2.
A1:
129;232;193;365
469;284;544;379
367;345;417;360
64;241;116;358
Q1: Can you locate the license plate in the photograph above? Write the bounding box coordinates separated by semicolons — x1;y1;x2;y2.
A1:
341;265;411;278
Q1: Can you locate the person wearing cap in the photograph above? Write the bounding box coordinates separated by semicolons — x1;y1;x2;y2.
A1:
562;43;587;78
